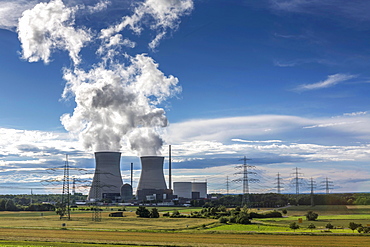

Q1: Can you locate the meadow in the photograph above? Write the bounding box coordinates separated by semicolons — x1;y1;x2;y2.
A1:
0;205;369;246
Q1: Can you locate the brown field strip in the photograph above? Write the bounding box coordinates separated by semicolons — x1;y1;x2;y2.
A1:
0;229;369;246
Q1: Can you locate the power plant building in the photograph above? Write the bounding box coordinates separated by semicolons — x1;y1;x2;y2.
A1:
120;183;133;201
192;182;207;199
173;181;207;199
88;152;123;201
136;156;172;201
173;182;192;199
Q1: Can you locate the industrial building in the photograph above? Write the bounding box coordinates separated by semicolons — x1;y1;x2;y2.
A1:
87;152;209;203
173;181;207;199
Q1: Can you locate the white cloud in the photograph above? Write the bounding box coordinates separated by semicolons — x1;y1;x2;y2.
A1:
165;115;311;143
294;73;357;92
17;0;92;64
0;0;41;30
344;111;368;116
100;0;193;50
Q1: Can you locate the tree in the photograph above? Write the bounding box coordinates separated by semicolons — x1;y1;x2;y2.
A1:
219;217;228;223
307;223;316;232
326;223;334;230
136;206;150;218
171;210;180;217
5;199;18;211
282;209;287;215
150;208;160;218
289;222;300;232
349;222;361;232
305;211;318;221
55;204;66;219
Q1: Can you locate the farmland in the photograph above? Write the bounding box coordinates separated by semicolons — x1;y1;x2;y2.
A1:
0;205;369;246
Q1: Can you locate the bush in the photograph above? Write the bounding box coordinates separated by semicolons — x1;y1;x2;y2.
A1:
307;223;316;231
136;206;150;218
305;211;318;221
229;216;237;223
326;223;334;229
109;212;123;217
249;211;282;219
150;208;160;218
349;222;362;232
237;215;251;224
219;217;228;223
289;222;299;232
25;203;55;211
171;210;180;217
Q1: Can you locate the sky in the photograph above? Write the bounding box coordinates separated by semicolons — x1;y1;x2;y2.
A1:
1;0;370;196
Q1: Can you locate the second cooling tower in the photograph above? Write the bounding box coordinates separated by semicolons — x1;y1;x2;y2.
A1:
136;156;172;201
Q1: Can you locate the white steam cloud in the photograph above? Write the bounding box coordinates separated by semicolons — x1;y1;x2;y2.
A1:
17;0;193;156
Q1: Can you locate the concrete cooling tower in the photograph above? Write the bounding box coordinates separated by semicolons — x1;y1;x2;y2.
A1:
136;156;172;201
88;152;123;201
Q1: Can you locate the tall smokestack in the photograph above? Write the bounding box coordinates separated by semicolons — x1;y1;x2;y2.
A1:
88;152;123;201
169;145;172;190
131;162;133;187
136;156;170;200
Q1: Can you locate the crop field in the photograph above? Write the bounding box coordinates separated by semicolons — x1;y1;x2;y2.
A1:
0;205;369;246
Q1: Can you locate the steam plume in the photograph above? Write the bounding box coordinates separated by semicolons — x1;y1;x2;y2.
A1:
17;0;193;156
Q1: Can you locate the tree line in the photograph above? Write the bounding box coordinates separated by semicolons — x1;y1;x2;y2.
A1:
192;193;370;207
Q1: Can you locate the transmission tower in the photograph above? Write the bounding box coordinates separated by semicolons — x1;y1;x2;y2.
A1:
291;167;303;204
226;176;230;195
276;173;283;194
92;167;101;222
61;154;70;220
322;177;333;194
72;177;76;195
233;156;259;207
309;178;316;207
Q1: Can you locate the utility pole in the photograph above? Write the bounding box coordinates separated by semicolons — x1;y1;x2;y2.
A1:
322;177;333;194
309;178;316;207
233;156;259;207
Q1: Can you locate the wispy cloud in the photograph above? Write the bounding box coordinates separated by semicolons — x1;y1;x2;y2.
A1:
344;111;368;116
270;0;370;23
294;73;357;92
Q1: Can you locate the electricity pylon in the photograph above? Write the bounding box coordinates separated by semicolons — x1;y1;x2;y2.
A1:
233;156;259;207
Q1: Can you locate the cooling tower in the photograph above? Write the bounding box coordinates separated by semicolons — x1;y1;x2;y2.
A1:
136;156;171;200
88;152;123;201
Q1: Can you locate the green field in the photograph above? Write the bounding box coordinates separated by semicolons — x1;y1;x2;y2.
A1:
0;205;369;246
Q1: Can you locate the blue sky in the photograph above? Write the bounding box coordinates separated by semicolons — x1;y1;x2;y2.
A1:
1;0;370;196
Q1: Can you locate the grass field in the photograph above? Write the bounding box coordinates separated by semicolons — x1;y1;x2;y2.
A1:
0;205;369;246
